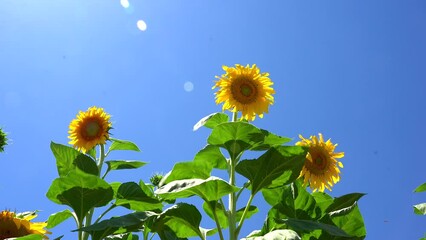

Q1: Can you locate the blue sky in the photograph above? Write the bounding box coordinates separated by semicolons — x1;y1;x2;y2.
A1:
1;0;426;239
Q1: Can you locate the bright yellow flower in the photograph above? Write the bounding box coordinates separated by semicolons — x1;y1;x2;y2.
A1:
0;211;50;239
296;133;344;192
68;106;112;153
213;64;275;121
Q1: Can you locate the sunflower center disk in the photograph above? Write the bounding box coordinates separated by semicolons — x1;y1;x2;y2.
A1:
231;78;258;104
84;121;101;138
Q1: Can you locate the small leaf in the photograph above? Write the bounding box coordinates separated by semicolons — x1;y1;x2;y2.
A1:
46;170;114;223
194;145;227;170
159;161;212;186
115;182;163;211
325;193;365;214
109;138;141;152
414;183;426;193
278;218;351;237
46;209;74;229
193;112;229;131
236;146;307;195
156;177;239;202
106;160;147;171
414;203;426;215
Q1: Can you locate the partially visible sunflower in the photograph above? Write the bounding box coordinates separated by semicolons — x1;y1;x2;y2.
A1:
213;64;275;121
68;106;112;153
0;210;50;239
0;128;7;153
296;133;344;192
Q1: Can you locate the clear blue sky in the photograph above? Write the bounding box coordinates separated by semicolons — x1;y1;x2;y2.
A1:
1;0;426;239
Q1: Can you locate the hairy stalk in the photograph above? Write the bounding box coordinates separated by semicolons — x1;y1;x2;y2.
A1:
228;111;238;240
236;193;255;236
212;202;225;240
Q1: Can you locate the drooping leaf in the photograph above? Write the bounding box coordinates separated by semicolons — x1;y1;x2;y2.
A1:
79;211;157;240
325;193;365;214
151;203;203;239
159;161;212;186
414;183;426;193
105;160;147;175
46;209;74;229
46;170;114;222
156;177;239;202
115;182;163;211
51;142;96;177
194;145;227;170
108;138;141;152
242;229;301;240
193;112;229;131
278;218;351;237
236;146;307;195
208;122;263;159
414;203;426;215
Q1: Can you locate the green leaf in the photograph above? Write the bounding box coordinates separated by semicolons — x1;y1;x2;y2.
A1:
156;176;239;202
105;233;139;240
12;235;44;240
46;170;114;222
159;161;212;186
46;209;74;229
262;186;285;207
414;203;426;215
311;192;334;216
414;182;426;193
278;218;351;237
325;193;365;214
193;112;229;131
208;122;263;159
79;211;157;240
249;129;292;151
242;229;301;240
115;182;163;211
194;145;227;170
236;146;307;195
203;201;228;228
51;142;97;177
152;203;203;239
109;138;141;152
106;160;147;171
330;205;366;238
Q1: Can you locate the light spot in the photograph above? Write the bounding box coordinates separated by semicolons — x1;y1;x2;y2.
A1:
120;0;130;8
184;81;194;92
137;20;147;31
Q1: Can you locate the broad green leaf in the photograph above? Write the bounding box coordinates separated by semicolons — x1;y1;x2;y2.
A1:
325;193;365;214
46;209;74;229
262;186;285;207
194;145;227;170
109;138;141;152
159;161;212;186
193;112;229;131
202;201;258;229
46;170;114;222
243;229;301;240
106;160;147;172
414;203;426;215
236;146;307;195
156;177;239;202
12;235;44;240
330;205;366;238
208;122;263;159
139;180;155;198
152;203;203;239
51;142;96;177
115;182;163;211
105;233;139;240
250;129;292;151
79;211;157;240
414;182;426;192
278;218;350;237
311;192;334;216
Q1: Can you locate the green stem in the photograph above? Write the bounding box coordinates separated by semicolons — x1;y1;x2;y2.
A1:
211;202;225;240
228;111;238;240
236;193;255;236
94;204;116;224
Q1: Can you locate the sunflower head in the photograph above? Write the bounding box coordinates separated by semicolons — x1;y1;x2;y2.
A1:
213;64;275;121
0;210;50;239
0;128;7;153
68;106;112;153
296;133;344;192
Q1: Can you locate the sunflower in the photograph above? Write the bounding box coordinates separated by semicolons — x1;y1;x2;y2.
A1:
0;128;7;153
68;106;112;153
0;211;50;239
213;64;275;121
296;133;344;192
